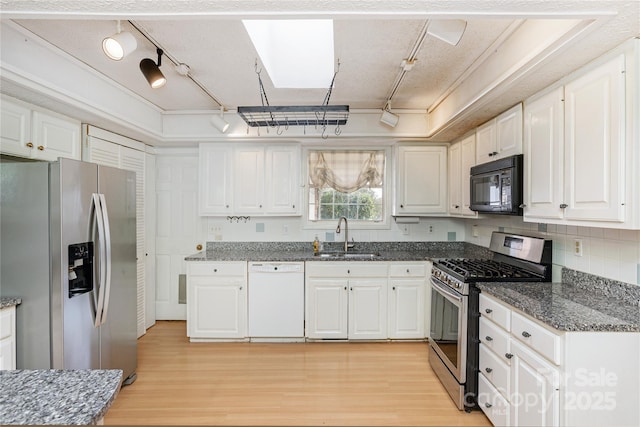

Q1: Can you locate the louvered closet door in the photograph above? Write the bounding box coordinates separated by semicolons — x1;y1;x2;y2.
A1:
85;136;120;167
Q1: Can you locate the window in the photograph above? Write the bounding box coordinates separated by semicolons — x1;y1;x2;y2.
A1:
307;149;386;223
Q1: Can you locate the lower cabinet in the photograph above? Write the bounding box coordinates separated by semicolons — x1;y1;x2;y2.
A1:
478;293;639;427
186;262;247;341
388;262;428;339
0;306;17;370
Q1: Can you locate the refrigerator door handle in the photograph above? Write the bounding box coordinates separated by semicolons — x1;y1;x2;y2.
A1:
91;193;107;328
98;193;112;326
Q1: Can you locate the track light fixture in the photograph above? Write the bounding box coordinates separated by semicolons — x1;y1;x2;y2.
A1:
380;102;399;128
102;21;137;61
211;106;230;133
140;48;166;89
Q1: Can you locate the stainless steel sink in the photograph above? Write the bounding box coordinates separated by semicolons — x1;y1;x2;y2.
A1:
342;253;380;259
316;252;380;259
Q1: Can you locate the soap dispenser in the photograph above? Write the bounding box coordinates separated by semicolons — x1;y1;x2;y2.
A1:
313;235;320;255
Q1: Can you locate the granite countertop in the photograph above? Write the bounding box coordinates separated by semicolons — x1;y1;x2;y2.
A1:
477;271;640;332
0;370;122;425
185;241;492;262
0;297;21;309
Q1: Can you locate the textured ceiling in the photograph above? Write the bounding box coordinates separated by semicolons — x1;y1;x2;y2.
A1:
1;0;639;142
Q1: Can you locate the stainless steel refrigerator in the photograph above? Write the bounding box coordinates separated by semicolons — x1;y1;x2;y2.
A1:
0;157;137;384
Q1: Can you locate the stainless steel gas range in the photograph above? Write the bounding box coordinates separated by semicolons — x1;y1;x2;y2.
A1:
428;232;552;411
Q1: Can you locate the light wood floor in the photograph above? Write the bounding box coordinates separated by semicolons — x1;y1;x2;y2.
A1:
104;321;490;426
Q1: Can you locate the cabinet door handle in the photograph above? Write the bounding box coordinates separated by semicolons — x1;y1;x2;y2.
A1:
485;403;492;408
485;367;493;373
292;204;295;209
259;204;262;208
347;270;350;274
560;203;568;209
350;287;353;291
344;286;347;290
519;204;527;208
392;286;396;291
406;269;410;273
26;142;34;148
485;336;493;342
239;286;243;290
213;269;218;273
196;244;203;251
505;353;513;359
485;308;493;314
522;331;531;338
37;145;44;151
400;204;404;208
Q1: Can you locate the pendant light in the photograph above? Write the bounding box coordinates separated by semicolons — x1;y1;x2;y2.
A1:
140;48;166;89
102;21;137;61
211;106;230;133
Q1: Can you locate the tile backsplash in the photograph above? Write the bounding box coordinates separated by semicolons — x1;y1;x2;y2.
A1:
465;216;640;286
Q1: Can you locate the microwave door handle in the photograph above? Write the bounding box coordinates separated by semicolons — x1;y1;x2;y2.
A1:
430;278;464;305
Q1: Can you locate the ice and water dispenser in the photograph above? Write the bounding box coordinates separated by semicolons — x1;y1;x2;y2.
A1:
68;242;94;298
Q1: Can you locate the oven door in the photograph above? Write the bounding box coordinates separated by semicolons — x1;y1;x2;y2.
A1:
429;277;468;383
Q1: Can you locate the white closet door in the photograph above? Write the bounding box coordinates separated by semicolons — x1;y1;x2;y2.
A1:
84;136;120;167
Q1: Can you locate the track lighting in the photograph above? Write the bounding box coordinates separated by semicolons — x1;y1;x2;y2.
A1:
140;48;166;89
211;107;230;133
102;21;137;60
427;19;467;46
380;102;399;128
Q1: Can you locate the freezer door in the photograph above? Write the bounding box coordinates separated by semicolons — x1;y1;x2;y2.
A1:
98;164;137;380
51;158;101;369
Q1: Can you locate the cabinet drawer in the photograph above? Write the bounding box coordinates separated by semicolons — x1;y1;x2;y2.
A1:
187;262;247;277
478;373;511;427
0;308;14;340
479;293;511;331
306;262;388;277
479;317;510;363
389;263;427;277
511;311;562;365
479;343;510;397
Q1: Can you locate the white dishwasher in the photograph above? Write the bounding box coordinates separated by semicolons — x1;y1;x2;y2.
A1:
248;262;304;340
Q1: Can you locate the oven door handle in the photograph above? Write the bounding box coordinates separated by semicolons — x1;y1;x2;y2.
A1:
430;277;464;305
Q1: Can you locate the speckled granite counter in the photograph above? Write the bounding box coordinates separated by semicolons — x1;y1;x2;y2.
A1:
0;297;21;309
477;268;640;332
0;370;122;425
185;241;492;262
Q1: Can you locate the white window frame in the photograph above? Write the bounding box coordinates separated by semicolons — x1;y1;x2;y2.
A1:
302;145;392;230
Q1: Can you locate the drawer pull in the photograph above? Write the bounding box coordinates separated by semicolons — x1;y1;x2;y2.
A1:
213;269;218;273
522;331;531;338
26;142;34;148
485;367;493;373
485;403;492;408
485;308;493;314
505;353;513;359
485;336;493;342
392;286;396;291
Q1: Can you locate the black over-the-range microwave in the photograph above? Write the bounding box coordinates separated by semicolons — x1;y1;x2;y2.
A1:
469;154;523;215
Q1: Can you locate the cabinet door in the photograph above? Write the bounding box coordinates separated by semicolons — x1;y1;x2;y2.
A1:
460;134;477;216
0;100;32;157
563;55;625;223
396;145;447;215
511;340;560;427
199;144;233;215
306;278;348;339
234;147;265;214
187;276;246;339
476;119;496;165
0;307;16;370
265;146;300;215
32;111;81;161
523;88;565;221
495;103;523;159
388;279;425;339
348;278;387;340
448;142;462;215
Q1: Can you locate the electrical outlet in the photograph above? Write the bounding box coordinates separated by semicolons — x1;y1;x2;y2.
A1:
214;226;223;241
472;225;479;238
402;224;410;235
426;224;434;234
574;239;583;257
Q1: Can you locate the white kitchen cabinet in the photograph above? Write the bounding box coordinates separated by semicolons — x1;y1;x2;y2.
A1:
199;144;233;215
395;145;447;215
0;306;17;370
476;103;523;165
305;262;388;340
0;96;80;161
199;143;301;216
478;293;640;427
524;48;638;228
186;261;247;341
388;263;427;339
448;134;477;217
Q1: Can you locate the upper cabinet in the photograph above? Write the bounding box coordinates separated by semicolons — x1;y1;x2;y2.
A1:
199;143;301;216
476;103;523;165
524;39;639;229
395;145;447;216
448;134;477;217
0;96;80;161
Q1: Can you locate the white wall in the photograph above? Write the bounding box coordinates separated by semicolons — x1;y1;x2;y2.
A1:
464;216;640;286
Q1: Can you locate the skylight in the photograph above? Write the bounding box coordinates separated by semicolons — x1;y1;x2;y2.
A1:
242;19;335;89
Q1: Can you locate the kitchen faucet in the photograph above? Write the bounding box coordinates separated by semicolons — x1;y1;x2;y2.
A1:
335;216;354;253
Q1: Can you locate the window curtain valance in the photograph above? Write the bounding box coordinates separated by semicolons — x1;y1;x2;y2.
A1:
308;150;384;193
